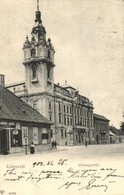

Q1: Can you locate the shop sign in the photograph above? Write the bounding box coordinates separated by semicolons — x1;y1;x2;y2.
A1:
0;121;16;127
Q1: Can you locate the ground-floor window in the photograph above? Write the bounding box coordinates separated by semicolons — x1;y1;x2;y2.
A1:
42;128;49;144
11;129;22;147
42;133;49;140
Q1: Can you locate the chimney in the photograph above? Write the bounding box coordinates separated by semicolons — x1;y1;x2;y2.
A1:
0;74;5;87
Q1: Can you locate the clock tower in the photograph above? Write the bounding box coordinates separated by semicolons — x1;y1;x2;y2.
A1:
22;1;55;119
23;1;55;95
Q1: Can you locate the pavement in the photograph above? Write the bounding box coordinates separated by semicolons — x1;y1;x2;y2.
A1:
1;142;124;160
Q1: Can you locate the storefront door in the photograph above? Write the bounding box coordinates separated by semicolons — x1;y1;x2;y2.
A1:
0;129;9;154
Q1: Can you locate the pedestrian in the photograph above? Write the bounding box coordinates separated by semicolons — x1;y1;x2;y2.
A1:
51;140;54;149
85;139;88;147
54;140;57;149
29;142;35;154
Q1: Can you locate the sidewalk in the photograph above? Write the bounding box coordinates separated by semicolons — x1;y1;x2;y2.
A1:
0;146;68;158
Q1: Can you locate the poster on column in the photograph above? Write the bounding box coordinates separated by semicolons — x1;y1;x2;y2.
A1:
0;0;124;195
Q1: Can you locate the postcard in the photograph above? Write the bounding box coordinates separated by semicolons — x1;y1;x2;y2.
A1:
0;0;124;195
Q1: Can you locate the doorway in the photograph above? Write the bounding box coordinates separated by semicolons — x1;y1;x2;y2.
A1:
0;129;9;154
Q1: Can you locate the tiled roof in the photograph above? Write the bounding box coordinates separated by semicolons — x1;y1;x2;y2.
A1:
0;85;51;124
94;113;109;121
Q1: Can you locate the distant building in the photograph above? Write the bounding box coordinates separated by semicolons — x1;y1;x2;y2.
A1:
6;4;94;146
94;114;110;144
0;83;52;154
109;125;120;143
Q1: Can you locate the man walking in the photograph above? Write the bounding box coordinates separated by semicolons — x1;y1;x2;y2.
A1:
84;139;88;147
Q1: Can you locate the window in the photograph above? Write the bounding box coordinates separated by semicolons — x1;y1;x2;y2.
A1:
61;129;64;138
11;130;22;147
64;105;66;113
42;133;49;140
47;68;51;79
70;117;72;125
49;113;52;121
59;114;61;124
64;114;66;125
31;48;36;58
65;130;67;138
67;116;69;126
49;101;52;110
67;106;69;113
70;106;72;114
58;103;61;112
32;68;37;79
75;116;76;125
74;107;76;114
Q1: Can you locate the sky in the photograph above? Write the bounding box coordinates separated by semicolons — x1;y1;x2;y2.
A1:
0;0;124;128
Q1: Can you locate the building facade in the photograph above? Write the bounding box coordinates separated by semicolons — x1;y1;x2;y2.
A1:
6;3;95;146
94;114;110;144
0;83;52;154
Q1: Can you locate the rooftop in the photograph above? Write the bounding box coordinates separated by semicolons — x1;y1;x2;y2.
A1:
94;113;109;121
0;85;51;125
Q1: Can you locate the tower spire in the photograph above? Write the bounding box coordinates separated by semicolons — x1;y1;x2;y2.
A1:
37;0;39;11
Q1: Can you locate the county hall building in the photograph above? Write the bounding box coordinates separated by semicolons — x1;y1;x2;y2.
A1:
7;2;96;146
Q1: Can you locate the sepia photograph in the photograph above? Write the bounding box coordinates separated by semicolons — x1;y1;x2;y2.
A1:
0;0;124;194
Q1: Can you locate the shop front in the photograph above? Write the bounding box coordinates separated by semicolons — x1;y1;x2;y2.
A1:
0;121;51;154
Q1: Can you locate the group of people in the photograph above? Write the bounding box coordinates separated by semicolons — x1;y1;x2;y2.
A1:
29;139;87;154
51;140;57;149
29;140;57;154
